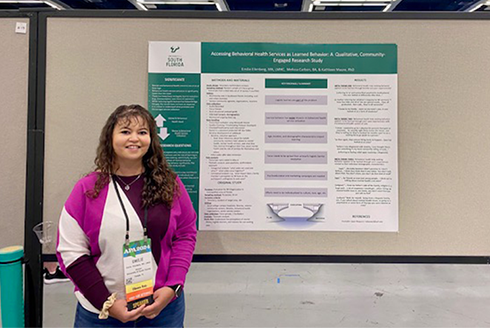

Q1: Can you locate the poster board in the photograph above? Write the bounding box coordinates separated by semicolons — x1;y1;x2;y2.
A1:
43;15;490;255
0;17;29;248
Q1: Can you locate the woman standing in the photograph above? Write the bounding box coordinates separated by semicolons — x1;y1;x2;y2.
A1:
57;104;197;327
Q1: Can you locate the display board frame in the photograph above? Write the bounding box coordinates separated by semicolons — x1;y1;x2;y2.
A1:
0;9;41;328
40;10;490;258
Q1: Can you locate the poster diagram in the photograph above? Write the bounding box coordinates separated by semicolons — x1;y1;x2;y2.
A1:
149;42;398;232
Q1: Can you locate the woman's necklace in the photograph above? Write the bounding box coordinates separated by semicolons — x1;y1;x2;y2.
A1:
115;173;142;191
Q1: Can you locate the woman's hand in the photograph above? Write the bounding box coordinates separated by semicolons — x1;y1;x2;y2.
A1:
108;299;146;323
141;287;175;319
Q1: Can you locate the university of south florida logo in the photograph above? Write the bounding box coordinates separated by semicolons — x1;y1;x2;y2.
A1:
166;46;184;67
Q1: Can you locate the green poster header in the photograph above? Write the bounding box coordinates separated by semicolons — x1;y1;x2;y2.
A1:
202;43;397;74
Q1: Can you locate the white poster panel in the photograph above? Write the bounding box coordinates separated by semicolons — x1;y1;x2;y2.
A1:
149;42;398;232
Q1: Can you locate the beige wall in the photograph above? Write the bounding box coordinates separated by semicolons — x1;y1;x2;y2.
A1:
0;18;29;249
44;17;490;256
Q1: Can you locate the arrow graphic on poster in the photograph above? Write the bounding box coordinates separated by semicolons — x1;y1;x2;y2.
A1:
155;114;169;141
155;114;166;127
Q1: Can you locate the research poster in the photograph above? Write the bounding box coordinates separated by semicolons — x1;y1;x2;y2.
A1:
148;42;398;231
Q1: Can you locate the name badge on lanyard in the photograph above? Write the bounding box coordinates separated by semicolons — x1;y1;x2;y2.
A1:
123;239;154;310
113;177;155;310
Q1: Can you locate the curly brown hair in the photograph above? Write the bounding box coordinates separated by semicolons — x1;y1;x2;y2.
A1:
87;104;178;208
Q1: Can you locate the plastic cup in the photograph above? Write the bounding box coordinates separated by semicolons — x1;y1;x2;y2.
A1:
32;221;53;245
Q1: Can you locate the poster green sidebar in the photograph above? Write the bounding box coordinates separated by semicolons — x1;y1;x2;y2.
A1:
148;73;200;220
